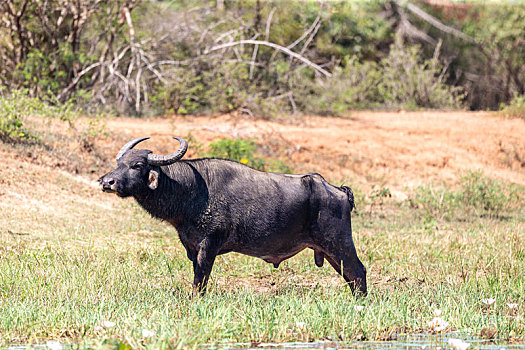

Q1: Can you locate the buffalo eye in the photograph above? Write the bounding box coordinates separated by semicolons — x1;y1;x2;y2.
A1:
131;162;144;169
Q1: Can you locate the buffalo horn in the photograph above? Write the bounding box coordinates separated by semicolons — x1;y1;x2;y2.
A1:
116;137;150;161
147;137;188;166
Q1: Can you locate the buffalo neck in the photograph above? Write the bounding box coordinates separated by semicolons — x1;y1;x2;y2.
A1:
133;161;209;223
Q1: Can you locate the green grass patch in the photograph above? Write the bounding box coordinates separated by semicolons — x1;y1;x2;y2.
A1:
0;170;523;347
410;170;523;221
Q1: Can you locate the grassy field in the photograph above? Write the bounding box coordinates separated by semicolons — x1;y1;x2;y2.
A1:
0;113;524;348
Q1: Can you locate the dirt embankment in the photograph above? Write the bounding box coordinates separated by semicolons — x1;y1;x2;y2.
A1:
105;111;525;191
1;111;523;203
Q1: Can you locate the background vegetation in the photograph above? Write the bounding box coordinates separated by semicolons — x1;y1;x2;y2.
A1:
0;0;524;120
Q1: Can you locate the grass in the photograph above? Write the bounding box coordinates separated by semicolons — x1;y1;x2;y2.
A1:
0;156;523;349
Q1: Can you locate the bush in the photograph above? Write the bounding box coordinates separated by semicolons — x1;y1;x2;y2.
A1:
150;58;293;118
447;3;525;110
206;137;291;173
501;95;525;119
0;89;75;143
208;138;264;170
411;171;522;220
458;171;517;216
3;0;523;114
377;43;464;110
298;42;463;115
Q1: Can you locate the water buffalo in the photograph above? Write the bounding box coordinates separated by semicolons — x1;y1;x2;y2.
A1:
99;137;367;295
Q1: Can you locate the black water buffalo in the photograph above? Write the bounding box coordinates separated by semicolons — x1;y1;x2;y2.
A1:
99;137;367;295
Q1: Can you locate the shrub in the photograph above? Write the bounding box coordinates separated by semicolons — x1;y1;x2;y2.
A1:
296;59;381;115
298;42;463;115
457;171;517;217
150;59;292;118
501;95;525;119
0;89;75;143
377;42;464;110
411;171;522;220
206;137;292;173
208;138;264;170
0;89;43;142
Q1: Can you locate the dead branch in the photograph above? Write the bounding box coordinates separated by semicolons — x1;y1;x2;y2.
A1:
287;14;321;50
265;7;276;41
206;40;332;77
249;42;259;80
391;1;436;45
405;3;476;44
57;62;104;101
300;19;323;56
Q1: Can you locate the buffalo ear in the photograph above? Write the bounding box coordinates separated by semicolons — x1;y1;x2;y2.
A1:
148;170;159;190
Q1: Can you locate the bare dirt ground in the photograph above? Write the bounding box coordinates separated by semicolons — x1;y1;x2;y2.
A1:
105;111;525;191
0;111;523;215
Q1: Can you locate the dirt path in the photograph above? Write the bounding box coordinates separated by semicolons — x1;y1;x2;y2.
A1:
106;111;525;191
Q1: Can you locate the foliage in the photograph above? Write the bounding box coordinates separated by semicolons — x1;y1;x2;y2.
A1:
151;61;290;117
208;138;264;170
298;42;463;115
377;43;463;110
0;89;75;143
207;137;291;173
501;95;525;119
458;171;519;216
422;2;525;110
1;0;525;115
0;1;114;96
411;171;522;220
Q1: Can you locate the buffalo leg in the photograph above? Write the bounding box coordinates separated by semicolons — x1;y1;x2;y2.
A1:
192;236;220;296
324;252;367;295
315;232;367;294
314;249;324;267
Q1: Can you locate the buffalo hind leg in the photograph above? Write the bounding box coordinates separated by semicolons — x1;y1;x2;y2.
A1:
314;249;324;267
324;253;367;295
192;236;220;296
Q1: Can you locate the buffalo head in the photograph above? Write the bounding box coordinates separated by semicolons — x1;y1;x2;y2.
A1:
99;137;188;197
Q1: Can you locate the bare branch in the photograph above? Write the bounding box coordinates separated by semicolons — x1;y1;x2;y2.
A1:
265;7;276;41
57;62;104;101
287;14;321;50
135;65;142;113
249;43;259;80
213;27;247;45
197;20;226;46
393;2;437;46
288;92;297;115
405;3;476;43
206;39;332;77
300;20;323;56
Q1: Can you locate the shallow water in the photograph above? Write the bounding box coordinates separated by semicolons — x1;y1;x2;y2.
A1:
206;332;525;350
5;333;525;350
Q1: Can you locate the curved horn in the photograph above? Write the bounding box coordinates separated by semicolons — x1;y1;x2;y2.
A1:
115;137;150;161
147;137;188;166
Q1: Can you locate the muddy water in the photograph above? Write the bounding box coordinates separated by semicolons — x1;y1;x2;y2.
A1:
5;334;525;350
206;333;525;350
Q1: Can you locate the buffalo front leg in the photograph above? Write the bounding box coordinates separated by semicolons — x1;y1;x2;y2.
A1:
325;253;367;295
192;236;220;296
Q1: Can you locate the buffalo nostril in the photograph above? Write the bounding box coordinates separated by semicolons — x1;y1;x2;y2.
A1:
108;179;115;186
